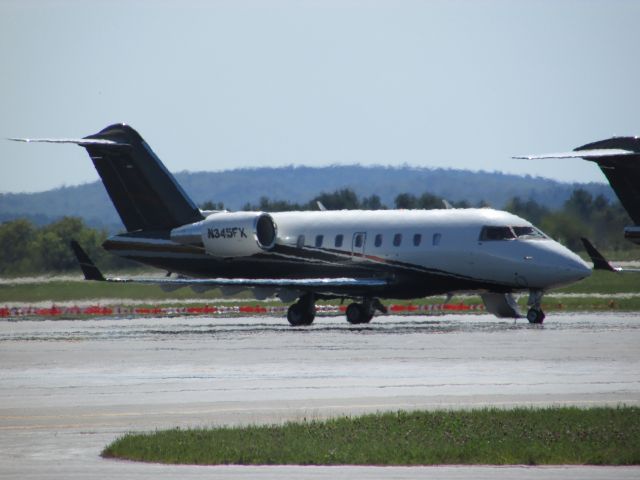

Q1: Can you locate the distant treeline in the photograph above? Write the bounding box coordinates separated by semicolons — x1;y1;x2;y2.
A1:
0;217;135;276
0;187;632;275
0;165;618;229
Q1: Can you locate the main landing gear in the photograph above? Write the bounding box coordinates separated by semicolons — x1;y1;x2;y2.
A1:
287;293;315;326
526;290;546;324
286;295;387;326
346;298;387;324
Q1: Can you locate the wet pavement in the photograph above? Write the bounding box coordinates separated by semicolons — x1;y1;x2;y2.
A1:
1;313;639;479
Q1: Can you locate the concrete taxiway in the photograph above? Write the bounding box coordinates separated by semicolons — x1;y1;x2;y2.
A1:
1;313;639;479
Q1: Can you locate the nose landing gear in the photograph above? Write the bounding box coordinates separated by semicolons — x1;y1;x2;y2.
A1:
526;290;545;324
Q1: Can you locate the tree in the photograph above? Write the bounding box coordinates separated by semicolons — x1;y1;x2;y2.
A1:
32;217;100;271
540;212;588;252
312;189;360;210
361;194;386;210
564;189;593;223
394;193;417;209
504;197;550;225
417;192;444;209
0;219;37;274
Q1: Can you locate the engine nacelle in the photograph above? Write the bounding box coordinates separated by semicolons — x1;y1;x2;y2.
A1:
171;211;277;258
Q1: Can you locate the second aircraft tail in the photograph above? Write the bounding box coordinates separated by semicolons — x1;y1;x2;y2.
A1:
515;136;640;224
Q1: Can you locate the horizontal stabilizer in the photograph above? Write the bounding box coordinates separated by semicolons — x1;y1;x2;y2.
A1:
9;137;129;147
513;149;638;160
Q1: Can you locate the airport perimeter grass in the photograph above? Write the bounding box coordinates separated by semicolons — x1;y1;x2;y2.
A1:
102;407;640;465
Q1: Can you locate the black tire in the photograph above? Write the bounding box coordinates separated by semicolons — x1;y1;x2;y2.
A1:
360;313;373;324
346;303;373;324
287;303;314;326
527;308;545;324
346;303;363;324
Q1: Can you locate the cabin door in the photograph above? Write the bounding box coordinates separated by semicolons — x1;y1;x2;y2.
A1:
351;232;367;261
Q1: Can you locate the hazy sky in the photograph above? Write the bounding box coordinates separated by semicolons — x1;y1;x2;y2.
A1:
2;0;639;193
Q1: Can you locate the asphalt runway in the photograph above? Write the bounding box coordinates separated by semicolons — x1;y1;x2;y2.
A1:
1;313;639;479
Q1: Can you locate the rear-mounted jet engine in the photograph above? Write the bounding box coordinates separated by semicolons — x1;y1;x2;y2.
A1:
171;212;277;257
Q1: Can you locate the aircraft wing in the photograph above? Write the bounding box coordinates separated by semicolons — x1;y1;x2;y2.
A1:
96;275;388;289
70;240;389;295
580;238;619;272
513;149;638;160
580;238;640;273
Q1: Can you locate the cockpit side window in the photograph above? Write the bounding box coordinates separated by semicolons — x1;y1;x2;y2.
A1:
512;226;548;239
479;226;516;241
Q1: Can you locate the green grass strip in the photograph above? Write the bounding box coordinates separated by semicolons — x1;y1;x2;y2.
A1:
102;407;640;465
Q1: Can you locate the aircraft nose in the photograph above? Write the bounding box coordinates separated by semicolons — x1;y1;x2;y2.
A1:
529;242;592;288
560;256;592;282
545;249;592;287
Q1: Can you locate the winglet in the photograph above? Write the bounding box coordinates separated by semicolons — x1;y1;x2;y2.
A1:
580;238;617;272
70;240;106;281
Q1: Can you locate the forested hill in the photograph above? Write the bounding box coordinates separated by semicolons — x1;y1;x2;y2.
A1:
1;165;613;230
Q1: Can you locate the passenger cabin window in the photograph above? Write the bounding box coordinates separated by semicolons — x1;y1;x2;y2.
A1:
354;233;363;248
479;226;516;241
413;233;422;246
393;233;402;247
296;235;305;248
432;233;441;246
335;234;344;248
374;234;383;247
315;234;324;248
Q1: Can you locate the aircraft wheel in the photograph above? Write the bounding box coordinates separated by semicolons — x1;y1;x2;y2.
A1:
346;303;373;324
360;312;373;324
346;303;362;324
287;302;314;326
526;308;545;324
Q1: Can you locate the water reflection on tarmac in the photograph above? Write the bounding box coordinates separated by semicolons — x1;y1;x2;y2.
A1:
1;313;639;479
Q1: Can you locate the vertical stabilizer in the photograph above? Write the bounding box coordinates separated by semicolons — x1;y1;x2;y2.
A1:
82;124;204;232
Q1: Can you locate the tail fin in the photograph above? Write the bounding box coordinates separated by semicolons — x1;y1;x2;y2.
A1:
79;124;204;232
12;124;204;231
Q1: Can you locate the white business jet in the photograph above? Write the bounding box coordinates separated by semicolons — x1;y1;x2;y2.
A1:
13;124;590;325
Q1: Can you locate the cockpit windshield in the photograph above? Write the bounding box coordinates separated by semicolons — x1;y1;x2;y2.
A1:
479;225;548;241
479;226;515;241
